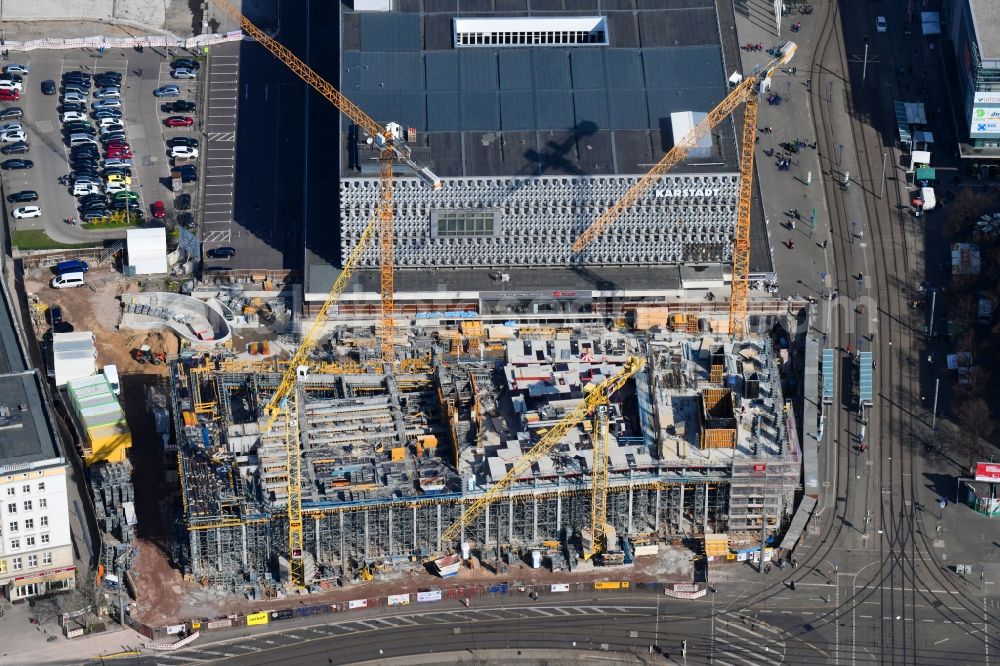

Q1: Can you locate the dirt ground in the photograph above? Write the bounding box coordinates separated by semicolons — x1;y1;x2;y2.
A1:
25;267;179;371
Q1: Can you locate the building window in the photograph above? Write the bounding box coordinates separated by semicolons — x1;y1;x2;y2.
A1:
40;533;49;544
21;485;29;494
9;521;17;532
24;519;33;530
22;500;31;512
38;499;46;509
39;517;47;528
37;483;44;492
42;552;51;565
12;557;21;571
430;210;501;238
25;536;34;547
5;488;13;496
6;503;15;513
27;555;36;568
9;538;18;550
0;559;5;573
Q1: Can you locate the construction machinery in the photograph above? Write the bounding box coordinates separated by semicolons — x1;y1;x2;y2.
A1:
571;41;797;337
208;0;442;365
130;345;165;365
439;355;645;548
584;405;611;560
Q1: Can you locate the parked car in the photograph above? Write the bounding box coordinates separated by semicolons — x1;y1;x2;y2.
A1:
62;92;86;104
93;109;123;120
0;90;21;101
41;80;56;95
169;136;199;148
0;108;22;120
207;246;236;259
92;99;122;110
1;142;29;155
876;15;887;33
177;212;195;229
80;210;109;222
57;103;85;114
174;193;191;210
93;88;121;100
164;116;194;127
153;85;180;97
12;206;41;219
0;159;32;169
7;190;37;203
51;272;85;289
0;130;26;143
170;68;197;80
61;111;88;123
4;64;29;75
151;200;166;219
163;100;195;113
171;58;200;71
0;81;24;92
170;145;199;159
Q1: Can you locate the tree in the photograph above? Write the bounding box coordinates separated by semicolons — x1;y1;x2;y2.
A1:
945;188;996;237
958;397;994;446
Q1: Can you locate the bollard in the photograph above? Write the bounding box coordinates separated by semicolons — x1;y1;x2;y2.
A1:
806;171;812;185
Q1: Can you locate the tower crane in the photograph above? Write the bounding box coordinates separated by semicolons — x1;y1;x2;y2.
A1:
585;406;611;560
571;42;797;337
208;0;442;588
440;356;645;548
208;0;442;365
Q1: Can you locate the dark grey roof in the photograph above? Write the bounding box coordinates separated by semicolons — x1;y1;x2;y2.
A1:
0;372;61;467
340;0;738;178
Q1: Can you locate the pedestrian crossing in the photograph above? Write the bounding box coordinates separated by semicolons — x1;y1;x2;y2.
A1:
712;613;786;665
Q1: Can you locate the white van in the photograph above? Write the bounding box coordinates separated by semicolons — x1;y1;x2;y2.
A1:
51;272;85;289
103;364;120;396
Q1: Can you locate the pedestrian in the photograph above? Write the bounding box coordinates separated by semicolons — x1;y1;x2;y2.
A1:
872;360;877;369
137;67;143;76
790;580;796;591
821;239;829;249
846;343;853;355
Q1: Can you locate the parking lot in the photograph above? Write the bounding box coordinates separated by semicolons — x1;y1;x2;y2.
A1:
0;48;208;250
202;45;239;246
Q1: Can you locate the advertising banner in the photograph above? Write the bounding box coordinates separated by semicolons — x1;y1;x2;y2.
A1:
269;609;294;621
550;584;570;592
975;462;1000;482
246;612;269;626
417;590;442;602
387;594;411;606
206;619;232;629
348;599;368;609
165;624;186;635
973;107;1000;120
975;92;1000;104
971;119;1000;136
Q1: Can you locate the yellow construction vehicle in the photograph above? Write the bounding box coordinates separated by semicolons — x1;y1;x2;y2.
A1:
438;356;645;548
572;42;797;337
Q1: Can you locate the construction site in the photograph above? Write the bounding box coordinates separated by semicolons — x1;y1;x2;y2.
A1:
168;312;802;592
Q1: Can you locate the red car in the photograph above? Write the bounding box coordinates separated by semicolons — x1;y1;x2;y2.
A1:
151;200;166;219
105;140;129;150
164;116;193;127
0;90;20;101
107;151;133;160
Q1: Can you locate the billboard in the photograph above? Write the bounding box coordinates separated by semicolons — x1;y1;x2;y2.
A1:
970;119;1000;137
348;599;368;609
975;92;1000;104
246;612;269;626
975;462;1000;482
417;590;442;602
973;107;1000;121
387;594;411;606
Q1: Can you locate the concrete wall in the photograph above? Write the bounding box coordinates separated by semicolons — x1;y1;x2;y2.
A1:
1;0;165;27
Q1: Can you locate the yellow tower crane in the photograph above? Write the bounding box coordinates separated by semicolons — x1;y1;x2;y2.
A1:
209;0;442;365
584;405;611;560
440;356;645;547
209;0;442;587
285;390;304;586
571;42;797;337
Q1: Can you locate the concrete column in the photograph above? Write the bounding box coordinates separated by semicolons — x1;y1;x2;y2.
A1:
508;498;514;543
388;507;394;555
364;509;370;559
216;527;223;567
532;497;538;543
413;505;418;553
678;484;685;534
241;523;247;567
627;476;634;534
315;517;321;561
485;503;490;547
703;484;710;533
339;511;345;564
556;489;562;535
436;503;442;552
654;486;661;531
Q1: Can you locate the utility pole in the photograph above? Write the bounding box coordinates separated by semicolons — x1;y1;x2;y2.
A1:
928;289;937;337
879;152;887;199
931;378;940;431
862;39;869;86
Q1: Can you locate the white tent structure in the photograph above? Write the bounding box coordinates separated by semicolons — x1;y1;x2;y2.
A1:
126;227;168;275
52;331;97;387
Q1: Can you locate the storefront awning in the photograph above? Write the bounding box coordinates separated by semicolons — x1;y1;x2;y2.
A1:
915;167;936;181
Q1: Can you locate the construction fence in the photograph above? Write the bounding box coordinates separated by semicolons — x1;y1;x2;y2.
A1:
126;579;663;642
0;30;244;52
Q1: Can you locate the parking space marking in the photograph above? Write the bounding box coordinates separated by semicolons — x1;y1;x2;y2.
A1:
203;230;232;242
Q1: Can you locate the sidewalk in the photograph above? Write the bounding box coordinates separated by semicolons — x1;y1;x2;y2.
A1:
733;0;832;300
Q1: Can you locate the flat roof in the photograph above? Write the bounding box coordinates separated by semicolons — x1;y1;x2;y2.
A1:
0;270;25;375
970;0;1000;62
340;0;738;178
0;372;62;468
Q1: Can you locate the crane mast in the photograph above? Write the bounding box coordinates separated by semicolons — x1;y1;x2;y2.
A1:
586;406;611;560
440;356;645;547
571;43;796;335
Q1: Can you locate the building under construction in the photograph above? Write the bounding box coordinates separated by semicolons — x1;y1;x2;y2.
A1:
169;316;800;590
